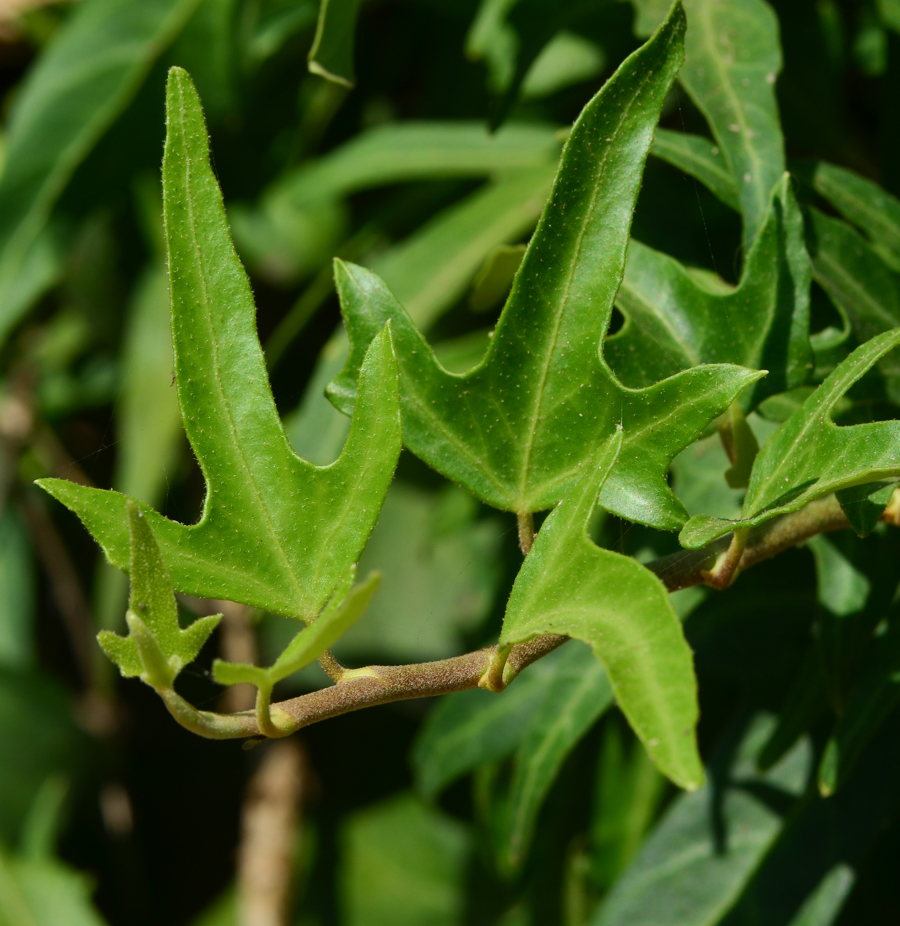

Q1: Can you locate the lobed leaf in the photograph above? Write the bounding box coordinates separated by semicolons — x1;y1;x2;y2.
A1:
39;68;402;622
329;4;762;528
98;501;220;687
681;329;900;549
608;173;811;408
500;431;703;790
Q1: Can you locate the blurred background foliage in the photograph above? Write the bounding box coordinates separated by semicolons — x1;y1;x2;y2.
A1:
3;0;900;923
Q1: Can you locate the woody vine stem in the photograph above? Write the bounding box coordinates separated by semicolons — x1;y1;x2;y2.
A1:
157;491;893;741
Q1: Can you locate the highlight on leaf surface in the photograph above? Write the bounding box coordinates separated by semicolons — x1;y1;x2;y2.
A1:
500;430;704;791
98;501;220;689
328;3;762;531
681;329;900;549
37;67;402;623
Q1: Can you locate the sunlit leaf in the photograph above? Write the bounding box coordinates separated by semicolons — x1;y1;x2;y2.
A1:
330;6;762;528
38;68;401;622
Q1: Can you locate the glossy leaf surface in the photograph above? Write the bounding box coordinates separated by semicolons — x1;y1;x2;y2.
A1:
39;69;402;621
330;6;761;527
608;174;811;407
0;0;199;343
682;329;900;548
501;432;703;790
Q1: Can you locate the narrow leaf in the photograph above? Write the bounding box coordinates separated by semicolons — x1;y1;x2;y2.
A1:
330;5;762;528
501;432;703;790
308;0;363;87
38;68;401;622
650;128;740;210
681;329;900;549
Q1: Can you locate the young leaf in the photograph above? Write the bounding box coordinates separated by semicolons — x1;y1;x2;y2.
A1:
329;5;762;529
500;431;703;790
608;173;811;407
500;643;613;871
835;482;896;538
307;0;363;87
650;128;740;211
99;502;220;687
681;329;900;549
38;68;402;622
0;0;200;344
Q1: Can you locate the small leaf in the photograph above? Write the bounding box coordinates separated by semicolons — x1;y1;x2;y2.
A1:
499;643;613;871
650;128;740;210
722;403;761;489
308;0;363;87
500;431;703;790
609;174;811;410
38;68;402;622
835;482;896;538
0;0;200;344
681;329;900;549
469;243;527;314
98;501;220;686
330;5;762;529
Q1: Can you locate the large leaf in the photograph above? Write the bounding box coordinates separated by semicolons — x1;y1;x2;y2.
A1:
636;0;785;249
607;174;811;407
0;0;200;344
38;68;401;622
592;715;811;926
500;432;703;790
329;5;762;528
499;642;613;870
681;329;900;549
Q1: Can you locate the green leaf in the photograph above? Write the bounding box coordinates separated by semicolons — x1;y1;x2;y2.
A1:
650;128;740;210
812;161;900;272
308;0;363;87
411;647;568;799
500;432;703;790
340;794;470;926
681;329;900;549
38;68;402;622
500;642;614;871
0;0;200;345
98;501;220;686
835;482;896;537
0;509;36;669
608;174;811;408
805;205;900;402
592;715;811;926
330;6;762;528
818;610;900;796
469;243;527;314
0;849;108;926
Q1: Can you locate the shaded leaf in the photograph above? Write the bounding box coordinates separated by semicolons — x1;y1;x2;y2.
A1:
330;6;762;528
308;0;363;87
39;69;401;622
650;128;740;210
500;432;703;790
681;329;900;549
608;174;811;408
469;243;527;314
0;0;200;344
835;482;895;537
0;508;35;668
98;501;220;686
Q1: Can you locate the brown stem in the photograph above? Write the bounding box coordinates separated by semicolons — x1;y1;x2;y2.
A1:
517;511;535;555
159;493;874;742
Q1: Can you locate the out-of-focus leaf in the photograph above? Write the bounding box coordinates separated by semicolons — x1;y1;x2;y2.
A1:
340;794;470;926
670;432;744;520
592;715;811;926
681;330;900;549
99;501;220;686
0;849;107;926
0;0;200;345
331;8;762;528
39;70;401;622
521;31;606;99
308;0;362;87
650;128;740;210
818;611;900;795
469;243;527;313
332;483;501;663
500;642;613;870
0;508;35;668
608;174;811;408
0;668;87;843
805;206;900;402
501;433;703;790
412;646;571;799
812;161;900;272
784;866;854;926
808;535;871;619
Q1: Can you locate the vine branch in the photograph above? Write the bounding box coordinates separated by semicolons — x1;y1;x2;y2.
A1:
160;492;883;741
